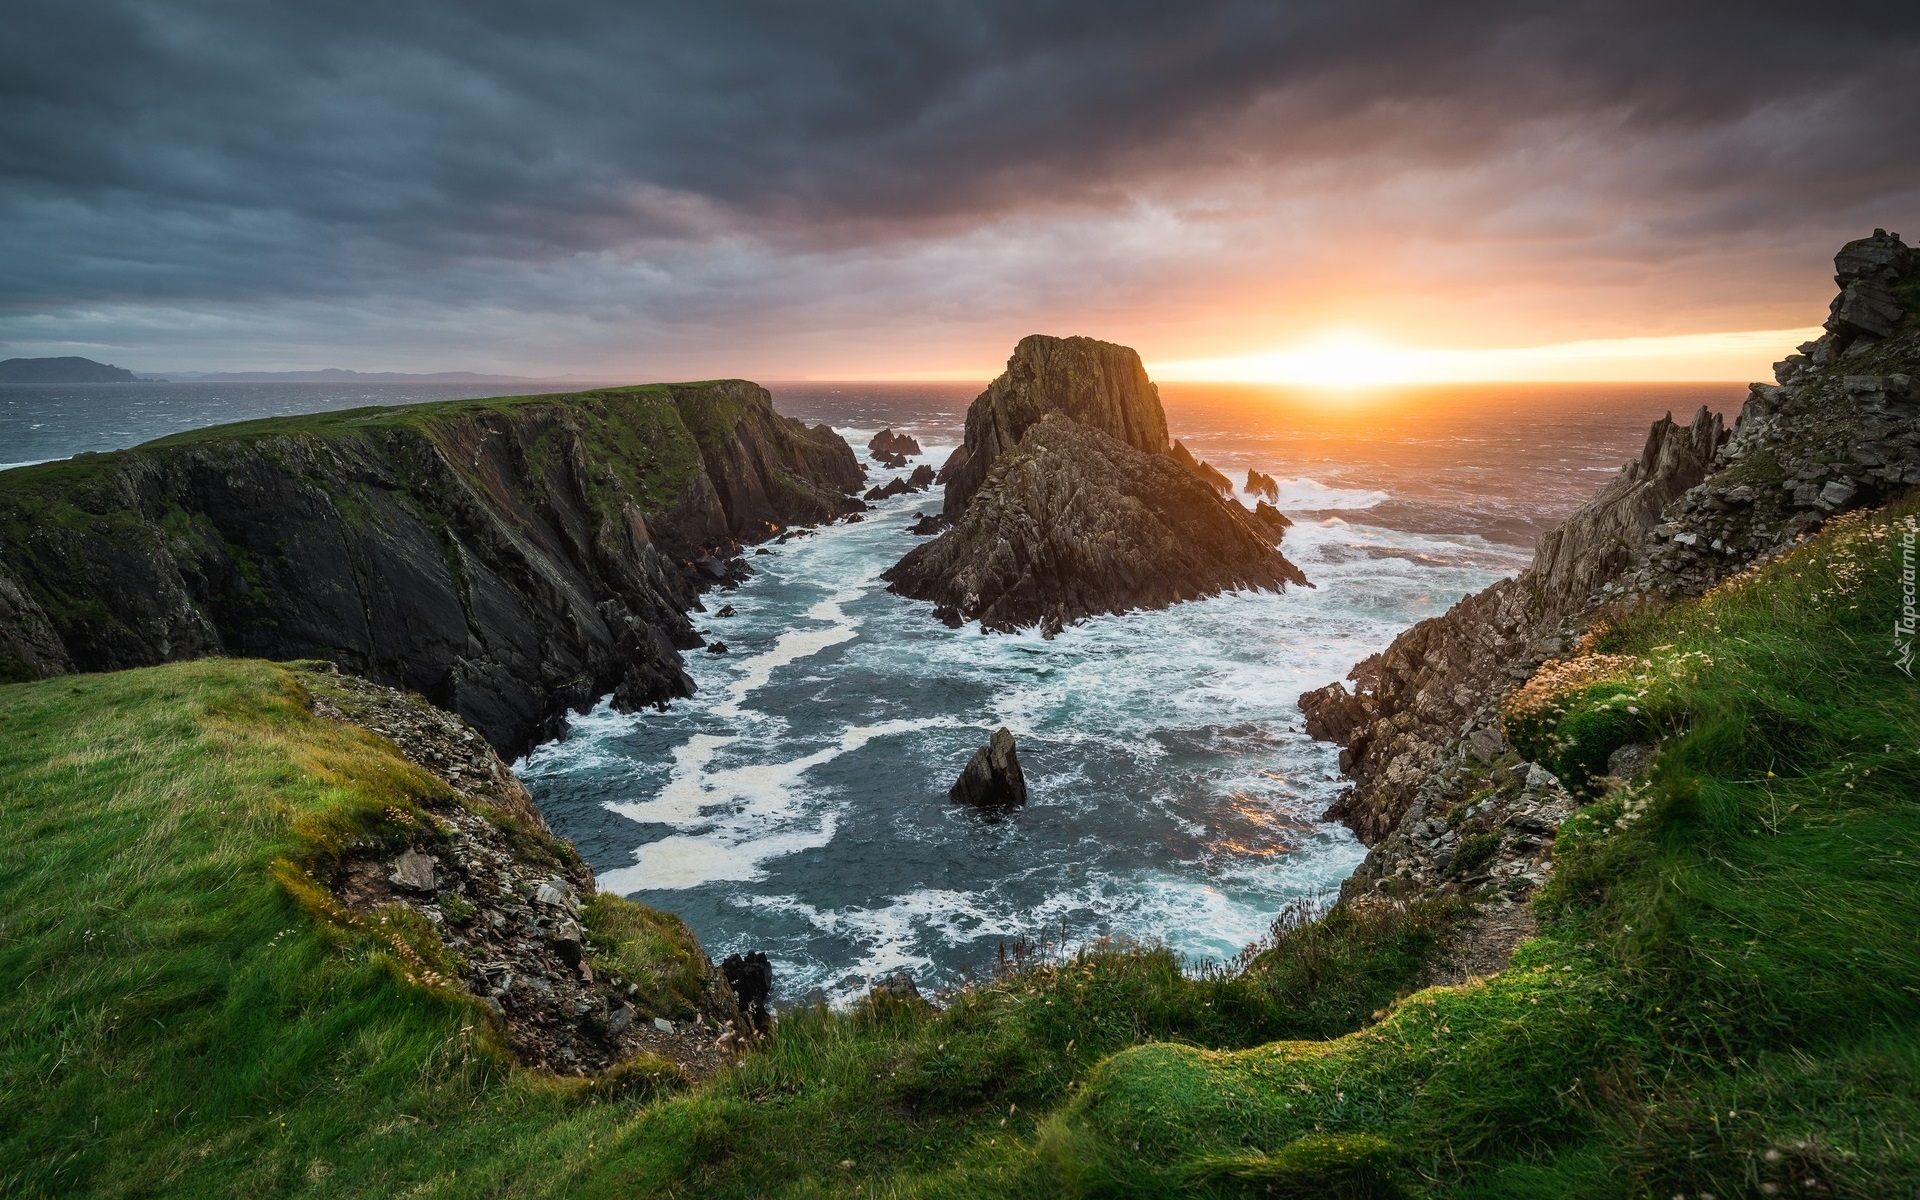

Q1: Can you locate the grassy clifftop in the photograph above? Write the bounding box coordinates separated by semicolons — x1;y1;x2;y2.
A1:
5;499;1918;1197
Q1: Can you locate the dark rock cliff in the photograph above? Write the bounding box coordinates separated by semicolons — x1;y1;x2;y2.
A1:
0;381;863;755
888;336;1306;633
1304;230;1920;845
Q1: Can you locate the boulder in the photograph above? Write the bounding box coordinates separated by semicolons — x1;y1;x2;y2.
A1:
390;849;439;893
869;428;923;458
949;727;1028;810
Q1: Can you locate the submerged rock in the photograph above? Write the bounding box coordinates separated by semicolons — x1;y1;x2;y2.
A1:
949;727;1028;810
886;335;1306;631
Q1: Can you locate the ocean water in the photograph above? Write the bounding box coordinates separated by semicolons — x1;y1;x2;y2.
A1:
2;376;1744;1003
518;380;1747;1004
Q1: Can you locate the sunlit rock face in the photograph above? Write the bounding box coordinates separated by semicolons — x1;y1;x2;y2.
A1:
937;334;1171;520
887;335;1305;634
1306;229;1920;847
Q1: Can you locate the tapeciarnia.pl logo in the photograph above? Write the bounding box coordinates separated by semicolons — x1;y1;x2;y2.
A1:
1898;525;1917;677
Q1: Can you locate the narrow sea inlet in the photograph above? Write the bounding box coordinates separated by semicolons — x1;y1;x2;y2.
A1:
519;396;1547;1004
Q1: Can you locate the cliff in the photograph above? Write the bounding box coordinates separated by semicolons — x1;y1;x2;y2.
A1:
0;381;863;755
889;335;1305;632
1304;229;1920;844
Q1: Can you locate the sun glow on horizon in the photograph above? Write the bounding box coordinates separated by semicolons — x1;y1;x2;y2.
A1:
1148;326;1823;387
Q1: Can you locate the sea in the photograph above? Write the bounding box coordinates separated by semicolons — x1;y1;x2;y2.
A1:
0;377;1746;1003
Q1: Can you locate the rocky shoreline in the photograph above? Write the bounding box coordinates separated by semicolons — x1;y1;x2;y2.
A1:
1302;229;1920;936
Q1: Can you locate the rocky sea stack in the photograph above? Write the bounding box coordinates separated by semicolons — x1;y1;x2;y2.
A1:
885;335;1306;633
949;727;1027;809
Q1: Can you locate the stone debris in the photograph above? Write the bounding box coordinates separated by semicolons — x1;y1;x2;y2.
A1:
305;667;741;1080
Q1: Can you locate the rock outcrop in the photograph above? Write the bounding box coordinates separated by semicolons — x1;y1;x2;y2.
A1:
1171;440;1233;495
0;381;864;756
949;727;1028;809
888;336;1306;632
888;414;1307;633
869;428;922;458
1303;230;1920;845
304;663;741;1078
1246;469;1279;502
936;335;1170;520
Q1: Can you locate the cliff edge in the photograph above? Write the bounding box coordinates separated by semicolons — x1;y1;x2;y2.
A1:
1304;229;1920;844
0;381;864;755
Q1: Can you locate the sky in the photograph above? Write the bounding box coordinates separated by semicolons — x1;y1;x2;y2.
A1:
3;2;1918;383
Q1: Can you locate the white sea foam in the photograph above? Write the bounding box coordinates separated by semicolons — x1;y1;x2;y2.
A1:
520;455;1517;997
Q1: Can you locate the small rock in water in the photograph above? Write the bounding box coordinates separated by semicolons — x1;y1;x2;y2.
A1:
389;849;438;893
949;727;1027;810
715;604;737;617
906;463;935;489
706;640;729;655
907;511;947;536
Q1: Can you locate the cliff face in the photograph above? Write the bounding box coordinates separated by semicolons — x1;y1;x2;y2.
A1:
889;336;1305;633
938;334;1170;519
1305;229;1920;845
0;381;863;755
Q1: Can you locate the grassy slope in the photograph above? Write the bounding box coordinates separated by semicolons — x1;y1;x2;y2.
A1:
5;496;1916;1198
1006;498;1920;1198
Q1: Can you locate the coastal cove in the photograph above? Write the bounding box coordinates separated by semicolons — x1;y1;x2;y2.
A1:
517;381;1739;1002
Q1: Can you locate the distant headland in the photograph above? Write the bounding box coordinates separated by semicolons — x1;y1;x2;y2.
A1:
0;356;146;384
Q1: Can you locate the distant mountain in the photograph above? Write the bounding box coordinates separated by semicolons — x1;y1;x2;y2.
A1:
168;368;545;383
0;356;141;384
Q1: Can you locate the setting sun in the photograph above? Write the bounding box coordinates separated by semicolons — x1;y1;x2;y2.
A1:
1150;326;1824;386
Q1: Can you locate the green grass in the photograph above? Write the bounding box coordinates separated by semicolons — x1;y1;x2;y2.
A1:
5;495;1919;1197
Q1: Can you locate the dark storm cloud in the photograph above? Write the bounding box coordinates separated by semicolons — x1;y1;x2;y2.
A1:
2;0;1918;364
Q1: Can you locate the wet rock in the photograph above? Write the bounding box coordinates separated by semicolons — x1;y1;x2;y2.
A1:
390;849;439;893
864;477;914;501
1251;501;1293;542
949;727;1028;810
715;604;737;617
1171;440;1233;494
907;463;936;489
906;511;947;536
705;641;729;655
869;428;922;458
1246;469;1279;502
